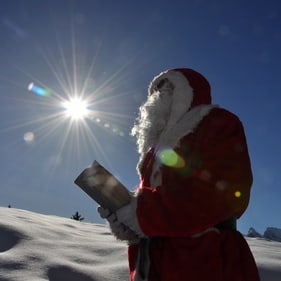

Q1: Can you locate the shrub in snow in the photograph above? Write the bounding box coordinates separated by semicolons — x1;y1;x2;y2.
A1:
71;211;84;222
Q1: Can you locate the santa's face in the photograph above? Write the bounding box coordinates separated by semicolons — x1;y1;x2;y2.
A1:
131;79;174;155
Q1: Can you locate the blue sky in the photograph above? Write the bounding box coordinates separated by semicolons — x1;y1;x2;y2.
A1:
0;0;280;235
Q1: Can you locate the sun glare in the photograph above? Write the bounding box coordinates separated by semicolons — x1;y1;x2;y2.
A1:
62;97;89;120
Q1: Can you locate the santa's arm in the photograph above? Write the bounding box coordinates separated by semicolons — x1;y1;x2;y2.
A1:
136;108;253;237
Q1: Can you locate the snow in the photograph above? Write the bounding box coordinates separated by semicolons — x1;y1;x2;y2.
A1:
0;207;280;281
248;238;281;281
0;208;128;281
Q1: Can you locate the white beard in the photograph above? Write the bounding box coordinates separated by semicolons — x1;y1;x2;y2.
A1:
131;90;173;156
131;70;216;180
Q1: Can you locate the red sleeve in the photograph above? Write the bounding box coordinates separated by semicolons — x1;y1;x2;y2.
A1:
136;108;253;237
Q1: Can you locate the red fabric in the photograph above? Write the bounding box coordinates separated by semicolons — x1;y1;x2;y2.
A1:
128;108;260;281
173;68;212;108
129;230;260;281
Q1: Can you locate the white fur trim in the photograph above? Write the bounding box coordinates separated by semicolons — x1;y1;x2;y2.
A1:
158;104;217;148
137;70;195;177
116;196;146;238
149;104;218;187
137;69;217;179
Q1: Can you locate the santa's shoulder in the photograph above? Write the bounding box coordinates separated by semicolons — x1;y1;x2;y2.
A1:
203;106;243;127
192;106;246;140
207;107;241;121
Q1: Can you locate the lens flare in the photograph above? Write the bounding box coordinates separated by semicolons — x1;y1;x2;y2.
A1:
157;148;185;168
28;82;51;97
90;115;125;137
234;190;242;198
23;131;35;143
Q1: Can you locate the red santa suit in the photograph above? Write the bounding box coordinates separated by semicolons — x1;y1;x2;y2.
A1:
125;68;260;281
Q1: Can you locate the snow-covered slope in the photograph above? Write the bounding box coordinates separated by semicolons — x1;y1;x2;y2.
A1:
0;207;280;281
0;208;128;281
248;238;281;281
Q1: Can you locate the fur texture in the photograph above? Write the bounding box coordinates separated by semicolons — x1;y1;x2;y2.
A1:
131;70;216;183
116;196;146;238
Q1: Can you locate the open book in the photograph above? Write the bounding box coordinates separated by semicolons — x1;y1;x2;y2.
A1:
74;161;131;212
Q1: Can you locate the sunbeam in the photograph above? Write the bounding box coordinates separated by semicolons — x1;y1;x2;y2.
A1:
1;17;140;177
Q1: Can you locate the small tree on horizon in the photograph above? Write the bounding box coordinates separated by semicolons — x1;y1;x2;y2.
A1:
71;211;84;222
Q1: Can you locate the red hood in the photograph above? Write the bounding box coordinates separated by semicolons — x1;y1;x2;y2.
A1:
172;68;212;109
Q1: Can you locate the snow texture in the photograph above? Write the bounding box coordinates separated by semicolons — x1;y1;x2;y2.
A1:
0;207;280;281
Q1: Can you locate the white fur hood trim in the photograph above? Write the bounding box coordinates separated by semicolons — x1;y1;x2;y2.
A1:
148;104;218;187
158;104;218;149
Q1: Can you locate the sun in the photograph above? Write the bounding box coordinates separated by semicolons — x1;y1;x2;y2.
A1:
61;97;89;121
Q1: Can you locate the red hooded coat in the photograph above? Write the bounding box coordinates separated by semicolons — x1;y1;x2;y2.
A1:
128;69;260;281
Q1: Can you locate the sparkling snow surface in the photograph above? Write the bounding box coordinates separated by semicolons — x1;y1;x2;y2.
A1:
0;207;280;281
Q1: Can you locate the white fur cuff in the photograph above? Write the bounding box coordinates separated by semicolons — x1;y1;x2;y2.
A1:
116;196;146;238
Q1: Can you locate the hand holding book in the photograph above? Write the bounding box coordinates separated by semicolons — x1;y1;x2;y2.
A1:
74;161;131;212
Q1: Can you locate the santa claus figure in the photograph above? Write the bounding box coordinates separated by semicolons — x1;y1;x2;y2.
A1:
98;68;260;281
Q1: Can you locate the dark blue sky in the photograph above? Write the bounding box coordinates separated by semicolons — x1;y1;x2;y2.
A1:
0;0;280;234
